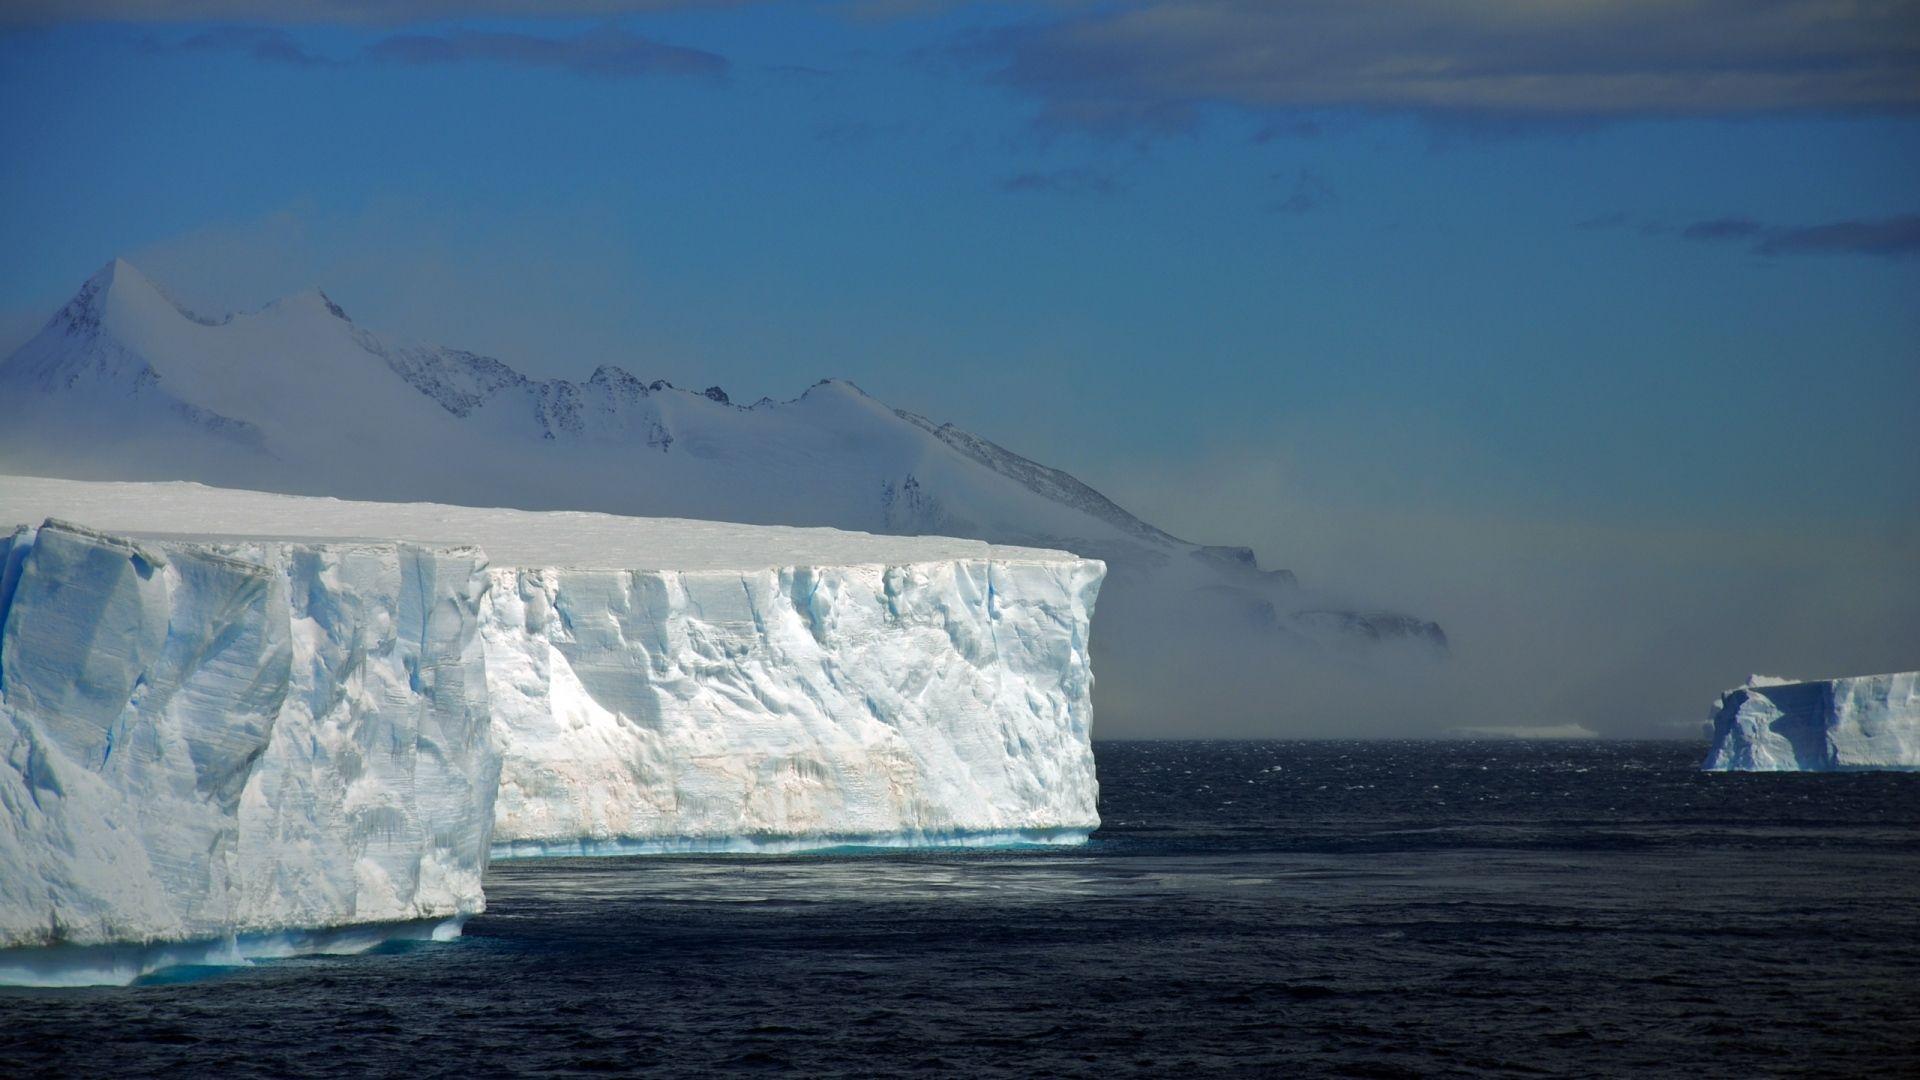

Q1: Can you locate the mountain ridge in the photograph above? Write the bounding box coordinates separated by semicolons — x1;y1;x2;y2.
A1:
0;259;1447;735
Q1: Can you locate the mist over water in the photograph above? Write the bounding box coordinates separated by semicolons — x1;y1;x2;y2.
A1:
6;741;1917;1077
1106;448;1920;739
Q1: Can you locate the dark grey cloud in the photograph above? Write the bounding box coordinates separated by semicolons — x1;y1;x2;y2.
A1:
1269;169;1334;215
975;0;1920;136
367;25;725;78
999;166;1125;196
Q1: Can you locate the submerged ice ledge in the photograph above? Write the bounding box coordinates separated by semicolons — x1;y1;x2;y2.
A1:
493;827;1092;860
0;917;466;989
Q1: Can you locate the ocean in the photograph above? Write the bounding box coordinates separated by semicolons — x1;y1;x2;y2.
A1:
5;740;1918;1077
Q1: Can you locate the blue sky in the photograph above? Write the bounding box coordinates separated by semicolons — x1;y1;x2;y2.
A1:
3;2;1916;722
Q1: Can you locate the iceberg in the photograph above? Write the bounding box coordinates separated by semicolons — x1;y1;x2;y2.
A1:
0;516;497;985
1702;672;1920;771
0;475;1102;867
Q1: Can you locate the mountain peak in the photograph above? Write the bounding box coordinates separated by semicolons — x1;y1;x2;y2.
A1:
48;258;177;338
802;378;873;401
87;257;155;290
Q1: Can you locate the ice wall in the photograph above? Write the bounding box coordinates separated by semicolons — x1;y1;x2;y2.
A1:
486;558;1102;854
0;519;497;982
0;476;1106;866
1702;672;1920;771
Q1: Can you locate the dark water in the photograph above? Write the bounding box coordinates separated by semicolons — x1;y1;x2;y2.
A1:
6;741;1919;1077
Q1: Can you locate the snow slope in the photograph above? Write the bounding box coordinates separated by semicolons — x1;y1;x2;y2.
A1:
1702;672;1920;771
0;261;1443;734
0;515;496;985
0;476;1104;858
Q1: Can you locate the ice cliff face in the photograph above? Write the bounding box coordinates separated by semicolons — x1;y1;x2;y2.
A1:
1702;672;1920;771
0;517;497;978
0;477;1104;867
487;558;1101;854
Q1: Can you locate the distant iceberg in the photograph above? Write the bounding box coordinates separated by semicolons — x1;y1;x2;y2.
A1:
1446;723;1599;740
1702;672;1920;771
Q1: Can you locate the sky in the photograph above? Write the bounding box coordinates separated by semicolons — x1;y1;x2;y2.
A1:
1;1;1916;736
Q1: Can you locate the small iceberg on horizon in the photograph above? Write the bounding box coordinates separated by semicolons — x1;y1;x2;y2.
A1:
1445;723;1599;740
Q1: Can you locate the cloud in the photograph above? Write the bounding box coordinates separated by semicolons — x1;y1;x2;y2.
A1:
1269;169;1334;215
1675;214;1920;258
1250;118;1323;143
813;120;914;147
3;2;737;25
999;166;1124;196
1755;215;1920;258
973;0;1920;136
1580;211;1920;259
1680;217;1767;242
151;26;336;66
367;25;725;78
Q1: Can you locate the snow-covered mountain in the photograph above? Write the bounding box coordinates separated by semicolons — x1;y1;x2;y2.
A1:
0;260;1445;734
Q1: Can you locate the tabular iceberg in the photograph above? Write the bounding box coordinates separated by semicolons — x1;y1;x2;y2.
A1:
1702;672;1920;771
0;516;497;985
0;476;1104;864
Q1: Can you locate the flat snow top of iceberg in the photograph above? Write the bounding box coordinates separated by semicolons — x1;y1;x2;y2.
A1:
1731;672;1916;693
0;474;1086;572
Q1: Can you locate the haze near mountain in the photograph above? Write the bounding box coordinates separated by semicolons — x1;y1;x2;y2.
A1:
0;260;1448;736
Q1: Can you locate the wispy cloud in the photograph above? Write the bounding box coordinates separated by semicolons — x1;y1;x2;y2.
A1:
999;166;1125;197
1680;217;1767;242
367;25;725;79
1588;212;1920;259
970;0;1920;137
1269;169;1334;215
1679;214;1920;258
148;25;337;66
813;120;915;147
4;2;740;25
1250;118;1323;143
135;20;726;78
1753;216;1920;258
